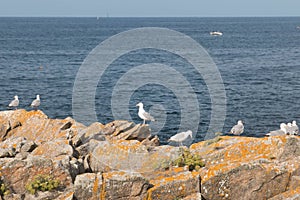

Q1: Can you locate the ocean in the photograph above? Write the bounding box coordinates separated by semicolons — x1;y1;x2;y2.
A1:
0;17;299;143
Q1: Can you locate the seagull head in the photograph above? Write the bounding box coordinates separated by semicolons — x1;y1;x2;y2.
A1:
36;94;40;100
187;130;193;138
237;120;243;125
14;95;18;100
136;102;143;107
287;122;292;127
292;120;297;126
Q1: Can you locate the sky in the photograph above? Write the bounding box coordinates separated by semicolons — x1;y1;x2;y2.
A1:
0;0;300;17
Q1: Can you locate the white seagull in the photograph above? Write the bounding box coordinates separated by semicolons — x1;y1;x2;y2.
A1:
286;122;293;135
230;120;244;135
168;130;193;146
8;95;19;109
31;95;41;110
290;120;299;135
136;102;155;124
266;123;287;136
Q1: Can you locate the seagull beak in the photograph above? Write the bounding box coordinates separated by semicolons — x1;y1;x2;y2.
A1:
136;103;139;107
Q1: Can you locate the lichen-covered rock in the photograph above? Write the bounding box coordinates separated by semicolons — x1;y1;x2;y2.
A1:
146;169;200;200
0;137;32;158
31;139;73;158
74;173;102;200
102;171;149;200
0;156;73;194
89;140;180;173
269;187;300;200
190;135;300;200
0;110;84;144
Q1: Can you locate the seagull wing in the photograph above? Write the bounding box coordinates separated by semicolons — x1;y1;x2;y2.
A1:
230;124;244;135
31;99;40;107
9;99;19;107
142;111;155;121
266;129;285;136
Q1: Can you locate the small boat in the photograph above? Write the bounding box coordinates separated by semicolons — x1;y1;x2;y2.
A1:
210;31;223;36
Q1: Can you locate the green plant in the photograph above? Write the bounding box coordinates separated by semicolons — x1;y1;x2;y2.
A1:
0;177;10;196
25;175;60;195
205;136;222;146
172;148;205;171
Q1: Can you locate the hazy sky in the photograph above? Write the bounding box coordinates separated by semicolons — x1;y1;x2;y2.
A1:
1;0;299;17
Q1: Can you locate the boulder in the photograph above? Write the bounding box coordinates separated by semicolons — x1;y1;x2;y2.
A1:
74;173;102;200
89;140;180;173
102;171;149;200
0;156;73;194
31;139;73;158
146;169;201;200
190;135;300;200
0;110;84;144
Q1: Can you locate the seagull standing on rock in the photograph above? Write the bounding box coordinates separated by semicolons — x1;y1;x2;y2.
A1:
230;120;244;135
136;102;155;125
8;95;19;110
31;95;40;110
168;130;193;146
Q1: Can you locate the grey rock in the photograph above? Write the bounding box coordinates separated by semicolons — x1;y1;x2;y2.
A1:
74;173;102;200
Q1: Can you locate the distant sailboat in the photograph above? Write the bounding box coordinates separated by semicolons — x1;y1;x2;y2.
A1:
210;31;223;36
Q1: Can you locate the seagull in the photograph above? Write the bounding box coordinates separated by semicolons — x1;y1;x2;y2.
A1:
290;120;299;135
168;130;193;146
8;95;19;109
136;102;155;124
266;123;287;136
230;120;244;135
31;95;40;110
286;122;293;135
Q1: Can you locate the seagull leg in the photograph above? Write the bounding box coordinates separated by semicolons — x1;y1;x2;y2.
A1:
143;119;145;125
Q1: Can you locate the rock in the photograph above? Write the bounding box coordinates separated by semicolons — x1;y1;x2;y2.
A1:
76;139;103;158
0;156;73;194
102;171;149;200
99;122;116;135
111;121;135;137
278;136;300;161
0;110;40;141
74;173;102;200
0;110;84;144
141;135;160;146
269;187;300;200
182;193;202;200
0;147;15;158
190;135;300;200
290;176;300;190
31;140;73;158
0;137;28;158
71;122;104;147
89;140;180;173
201;163;290;200
20;141;37;153
147;169;200;200
116;124;151;141
84;122;104;138
2;193;23;200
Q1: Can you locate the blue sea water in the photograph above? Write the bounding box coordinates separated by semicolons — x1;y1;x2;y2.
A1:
0;17;299;143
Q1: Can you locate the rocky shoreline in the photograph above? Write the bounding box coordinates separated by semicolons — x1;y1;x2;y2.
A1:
0;110;299;200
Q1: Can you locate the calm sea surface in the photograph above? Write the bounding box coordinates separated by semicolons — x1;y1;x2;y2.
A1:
0;17;299;143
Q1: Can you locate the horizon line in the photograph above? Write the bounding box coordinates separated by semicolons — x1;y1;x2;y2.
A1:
0;15;300;18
